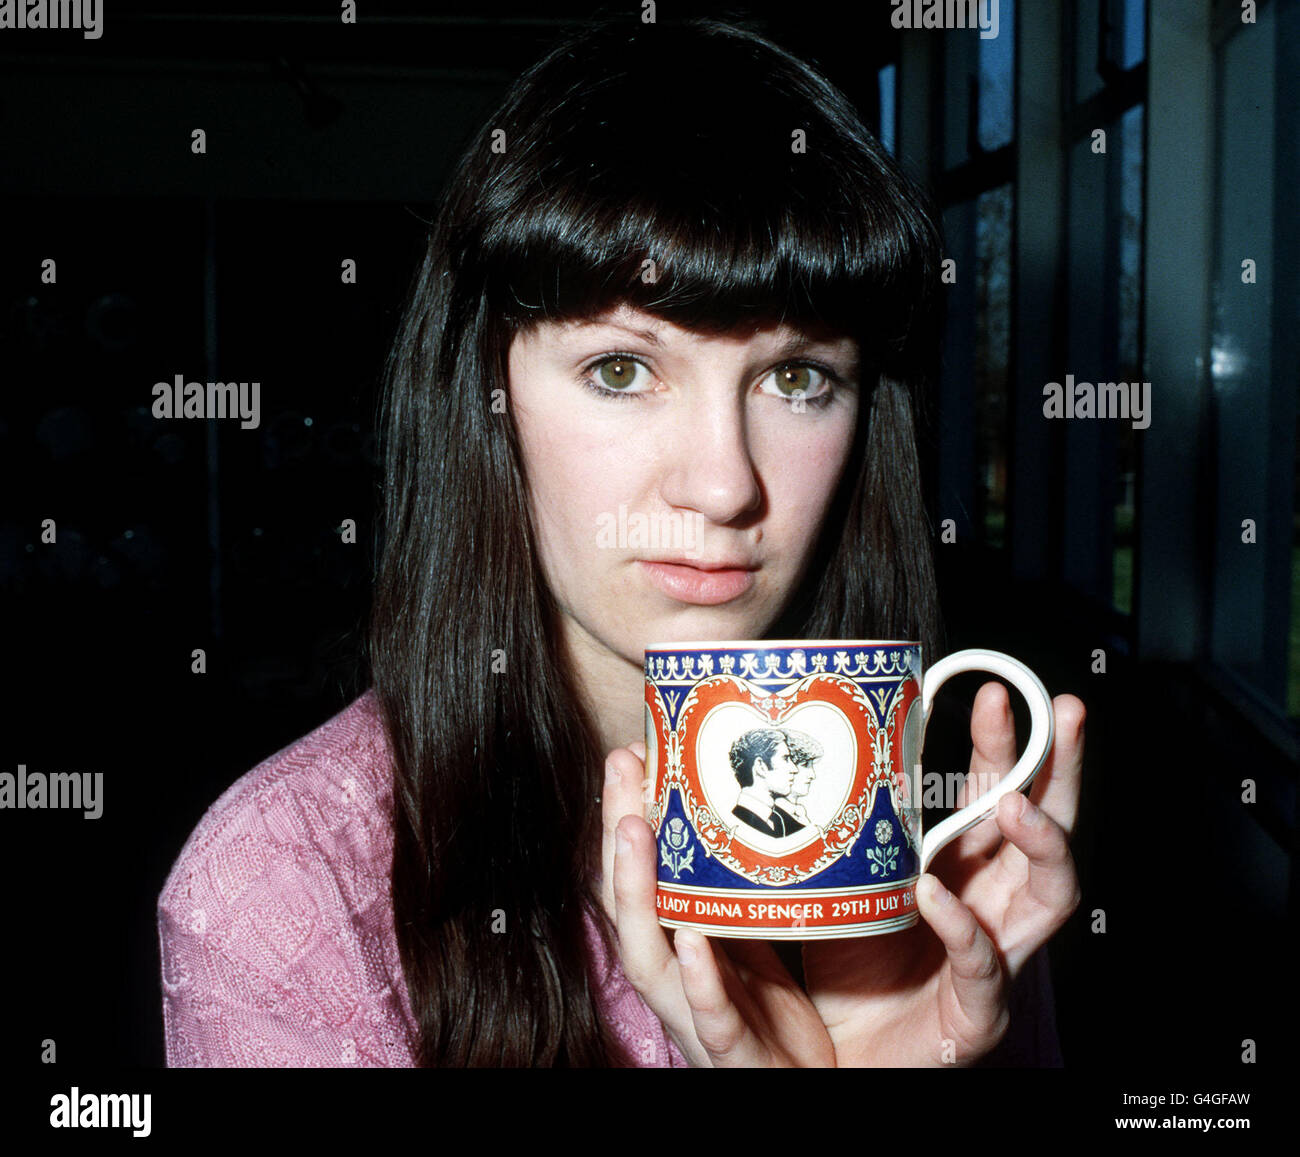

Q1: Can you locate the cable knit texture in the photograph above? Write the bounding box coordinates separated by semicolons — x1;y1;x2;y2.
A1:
157;689;687;1067
158;690;1061;1067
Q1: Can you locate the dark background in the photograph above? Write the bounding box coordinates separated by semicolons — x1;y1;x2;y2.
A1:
1;0;1294;1077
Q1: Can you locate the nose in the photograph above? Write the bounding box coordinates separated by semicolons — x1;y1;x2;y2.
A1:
657;389;763;525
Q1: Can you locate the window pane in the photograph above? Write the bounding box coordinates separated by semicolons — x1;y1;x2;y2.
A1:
1208;0;1299;717
976;184;1013;548
1073;0;1106;103
1119;0;1146;69
878;62;897;156
942;5;1016;165
942;26;979;169
1113;102;1144;615
1074;0;1144;103
1063;99;1144;608
978;0;1015;151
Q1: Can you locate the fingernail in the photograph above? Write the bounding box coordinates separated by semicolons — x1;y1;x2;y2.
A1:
928;875;952;905
1021;796;1042;825
615;828;630;856
605;762;620;786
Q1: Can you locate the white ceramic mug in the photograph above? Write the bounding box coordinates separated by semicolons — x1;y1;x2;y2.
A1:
645;640;1055;938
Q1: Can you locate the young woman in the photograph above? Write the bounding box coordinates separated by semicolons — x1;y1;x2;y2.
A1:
158;14;1083;1068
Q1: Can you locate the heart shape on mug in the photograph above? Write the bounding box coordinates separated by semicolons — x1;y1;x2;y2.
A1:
672;673;913;885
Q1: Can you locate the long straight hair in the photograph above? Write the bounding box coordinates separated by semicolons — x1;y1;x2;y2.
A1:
368;14;946;1066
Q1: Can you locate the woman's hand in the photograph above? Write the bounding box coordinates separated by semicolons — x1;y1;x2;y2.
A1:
803;686;1085;1066
599;744;836;1067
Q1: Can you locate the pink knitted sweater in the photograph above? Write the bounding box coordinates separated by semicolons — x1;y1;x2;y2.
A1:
159;689;1061;1067
157;689;688;1067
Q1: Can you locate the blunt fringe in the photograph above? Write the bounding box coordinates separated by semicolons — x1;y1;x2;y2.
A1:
368;14;946;1067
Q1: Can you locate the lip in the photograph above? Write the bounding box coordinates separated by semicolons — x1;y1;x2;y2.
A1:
644;555;758;571
637;559;757;606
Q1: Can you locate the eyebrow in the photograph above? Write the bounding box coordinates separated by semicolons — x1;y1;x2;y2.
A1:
594;321;851;362
603;322;663;346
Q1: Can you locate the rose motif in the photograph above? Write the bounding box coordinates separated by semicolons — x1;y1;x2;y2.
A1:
867;820;899;875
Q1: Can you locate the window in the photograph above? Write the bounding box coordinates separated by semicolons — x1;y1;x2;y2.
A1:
1208;0;1300;720
1062;0;1146;613
935;0;1015;548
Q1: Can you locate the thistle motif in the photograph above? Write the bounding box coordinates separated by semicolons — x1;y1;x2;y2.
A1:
660;818;695;879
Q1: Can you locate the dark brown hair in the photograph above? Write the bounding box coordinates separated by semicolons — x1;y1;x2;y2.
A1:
368;13;945;1066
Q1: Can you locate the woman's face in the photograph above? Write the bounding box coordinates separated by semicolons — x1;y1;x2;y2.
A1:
508;302;859;670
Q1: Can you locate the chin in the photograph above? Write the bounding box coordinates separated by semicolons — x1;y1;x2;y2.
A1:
640;608;775;647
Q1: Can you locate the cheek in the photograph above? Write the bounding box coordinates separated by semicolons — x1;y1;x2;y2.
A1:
754;412;856;525
517;411;628;559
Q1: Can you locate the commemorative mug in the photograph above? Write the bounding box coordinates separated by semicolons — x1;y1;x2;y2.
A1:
644;640;1054;939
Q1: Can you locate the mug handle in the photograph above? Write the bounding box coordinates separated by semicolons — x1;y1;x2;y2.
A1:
917;649;1055;874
